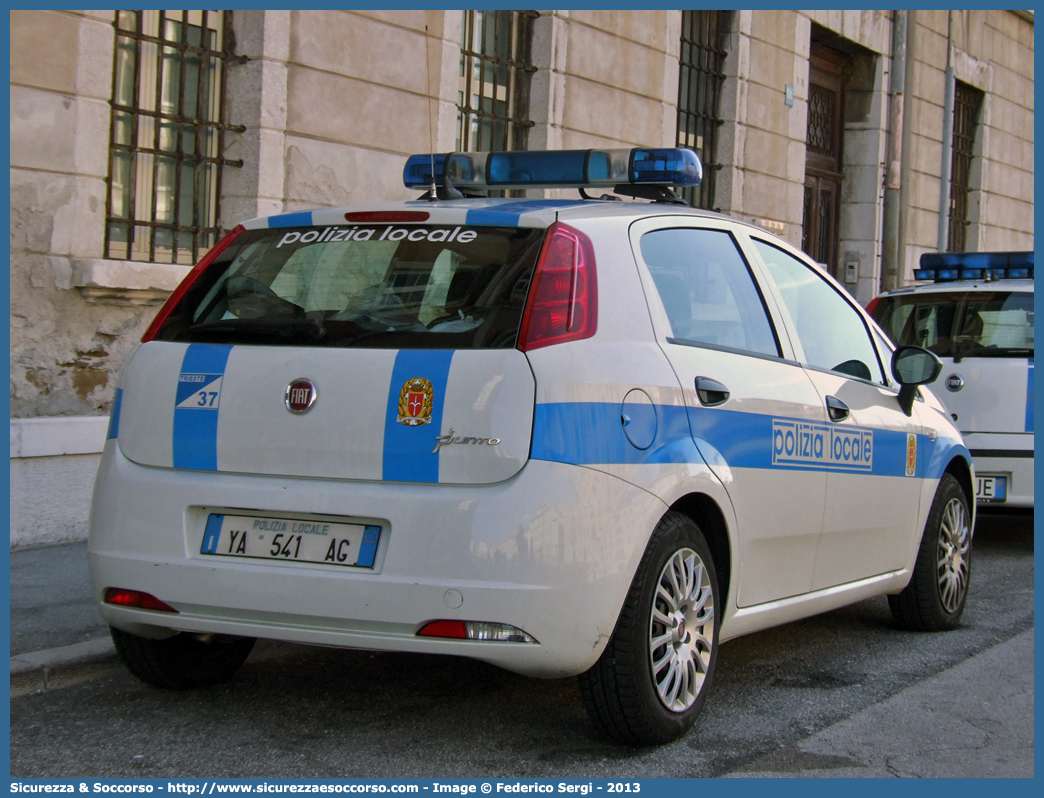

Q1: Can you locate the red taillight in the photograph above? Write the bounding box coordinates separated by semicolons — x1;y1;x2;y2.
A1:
104;588;178;613
516;221;598;352
865;296;880;316
344;211;430;223
140;224;246;342
417;620;468;639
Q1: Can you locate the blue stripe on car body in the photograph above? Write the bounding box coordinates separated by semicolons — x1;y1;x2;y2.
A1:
173;344;233;471
382;350;455;483
267;211;314;228
530;401;968;480
465;200;590;227
531;402;698;466
106;388;123;440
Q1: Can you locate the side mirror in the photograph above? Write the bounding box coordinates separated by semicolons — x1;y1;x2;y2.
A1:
891;346;943;416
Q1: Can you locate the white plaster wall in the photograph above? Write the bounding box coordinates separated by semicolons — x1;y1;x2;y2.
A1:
9;416;109;548
10;455;102;548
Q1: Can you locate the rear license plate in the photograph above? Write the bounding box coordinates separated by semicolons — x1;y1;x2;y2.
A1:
975;476;1007;502
200;514;381;568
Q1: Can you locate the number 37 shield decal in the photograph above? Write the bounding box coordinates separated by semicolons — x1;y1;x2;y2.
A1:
176;373;223;409
397;377;434;426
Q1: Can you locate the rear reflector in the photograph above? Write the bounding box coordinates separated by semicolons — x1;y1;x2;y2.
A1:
344;211;430;223
141;225;246;342
516;221;598;351
104;588;178;613
417;620;537;643
417;620;467;639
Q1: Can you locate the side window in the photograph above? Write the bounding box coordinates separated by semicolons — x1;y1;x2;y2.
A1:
753;240;885;383
640;228;779;357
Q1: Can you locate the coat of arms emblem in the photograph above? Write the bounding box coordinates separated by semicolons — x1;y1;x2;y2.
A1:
397;377;434;426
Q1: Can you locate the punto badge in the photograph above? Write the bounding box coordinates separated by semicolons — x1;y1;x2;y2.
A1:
397;377;434;426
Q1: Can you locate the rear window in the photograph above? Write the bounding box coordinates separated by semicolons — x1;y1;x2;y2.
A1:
151;224;545;349
871;290;1034;359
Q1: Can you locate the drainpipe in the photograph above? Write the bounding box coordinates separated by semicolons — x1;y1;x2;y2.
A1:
895;10;916;288
881;11;907;293
937;11;955;252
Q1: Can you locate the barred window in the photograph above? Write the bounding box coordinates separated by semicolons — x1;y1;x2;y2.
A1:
106;10;242;265
456;10;536;152
947;81;984;253
676;10;728;210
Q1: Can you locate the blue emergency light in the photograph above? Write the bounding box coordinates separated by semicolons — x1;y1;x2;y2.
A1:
403;147;702;192
914;251;1033;282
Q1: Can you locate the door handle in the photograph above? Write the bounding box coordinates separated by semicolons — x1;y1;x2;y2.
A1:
694;376;730;407
825;395;850;422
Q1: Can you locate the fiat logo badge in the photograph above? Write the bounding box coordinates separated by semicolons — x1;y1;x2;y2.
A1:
945;374;965;392
285;378;317;413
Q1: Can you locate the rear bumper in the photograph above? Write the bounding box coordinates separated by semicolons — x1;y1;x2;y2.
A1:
88;442;668;677
965;432;1034;508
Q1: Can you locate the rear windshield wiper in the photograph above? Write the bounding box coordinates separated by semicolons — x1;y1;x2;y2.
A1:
190;317;327;343
953;346;1033;363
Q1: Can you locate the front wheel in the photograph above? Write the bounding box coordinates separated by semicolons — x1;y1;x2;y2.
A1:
579;512;719;745
889;472;972;631
111;627;256;689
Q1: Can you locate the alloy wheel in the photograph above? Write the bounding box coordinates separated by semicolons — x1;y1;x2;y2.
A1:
936;497;970;614
648;547;715;712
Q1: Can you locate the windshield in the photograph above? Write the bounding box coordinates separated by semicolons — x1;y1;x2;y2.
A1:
871;290;1034;360
151;224;545;349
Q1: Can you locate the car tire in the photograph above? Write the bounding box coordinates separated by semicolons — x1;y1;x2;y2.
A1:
578;511;719;745
110;627;256;689
889;472;972;632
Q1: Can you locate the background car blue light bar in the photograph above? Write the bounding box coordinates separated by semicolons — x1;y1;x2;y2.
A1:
403;148;702;191
915;251;1033;282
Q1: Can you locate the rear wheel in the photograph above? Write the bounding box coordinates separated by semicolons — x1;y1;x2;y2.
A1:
889;473;972;631
111;627;256;689
579;512;718;745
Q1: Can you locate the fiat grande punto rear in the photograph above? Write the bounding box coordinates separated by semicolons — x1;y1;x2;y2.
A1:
91;148;974;745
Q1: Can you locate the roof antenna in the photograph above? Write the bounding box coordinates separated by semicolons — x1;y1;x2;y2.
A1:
424;25;437;200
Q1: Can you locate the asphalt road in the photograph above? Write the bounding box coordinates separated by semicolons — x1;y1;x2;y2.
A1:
10;511;1033;778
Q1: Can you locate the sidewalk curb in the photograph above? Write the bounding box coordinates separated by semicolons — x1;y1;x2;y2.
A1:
10;637;118;694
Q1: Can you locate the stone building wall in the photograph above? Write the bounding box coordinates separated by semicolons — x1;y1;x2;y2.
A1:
903;10;1035;269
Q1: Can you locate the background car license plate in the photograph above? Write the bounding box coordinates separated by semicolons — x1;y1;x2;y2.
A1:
200;514;381;568
975;476;1007;502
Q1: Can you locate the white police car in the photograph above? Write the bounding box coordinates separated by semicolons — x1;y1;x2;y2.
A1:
869;252;1033;509
90;147;973;745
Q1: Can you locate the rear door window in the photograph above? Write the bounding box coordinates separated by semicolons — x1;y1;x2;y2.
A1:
151;224;545;349
639;228;780;357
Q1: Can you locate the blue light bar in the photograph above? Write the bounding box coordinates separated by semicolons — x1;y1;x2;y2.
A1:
402;154;447;188
403;148;702;191
915;251;1034;283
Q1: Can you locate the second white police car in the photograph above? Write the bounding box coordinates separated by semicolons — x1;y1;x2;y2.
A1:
869;252;1033;509
91;147;973;745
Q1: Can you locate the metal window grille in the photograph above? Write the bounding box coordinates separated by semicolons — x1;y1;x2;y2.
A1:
948;81;983;253
676;10;728;210
105;10;244;265
456;10;536;153
807;83;839;158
